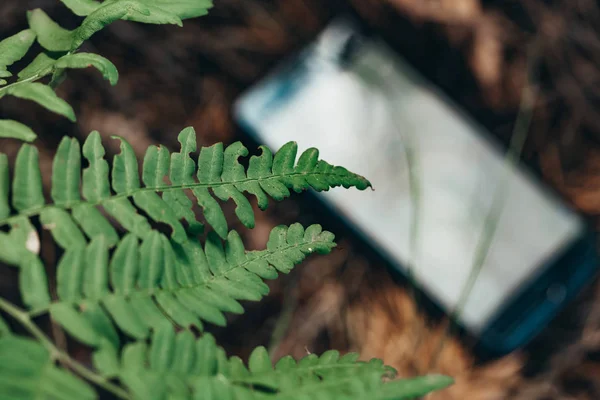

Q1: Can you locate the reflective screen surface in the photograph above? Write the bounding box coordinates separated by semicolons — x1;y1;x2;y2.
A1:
234;21;583;333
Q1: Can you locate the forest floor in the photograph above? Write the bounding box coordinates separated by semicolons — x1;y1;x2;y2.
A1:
2;1;600;398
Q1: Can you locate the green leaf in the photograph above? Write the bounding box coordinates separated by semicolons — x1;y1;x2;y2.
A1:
111;137;140;193
27;9;74;52
248;346;272;374
60;0;102;16
109;329;446;400
12;145;44;212
163;127;205;236
18;53;56;81
83;303;120;349
71;1;152;50
93;340;120;377
142;145;169;188
140;0;214;19
195;141;229;238
71;203;120;246
0;336;96;400
210;142;255;230
55;53;119;85
84;236;110;300
82;131;110;202
109;234;139;295
34;0;208;55
51;303;102;346
0;120;37;142
137;231;163;289
19;254;51;310
0;155;8;220
149;324;176;372
51;137;82;207
0;316;10;337
41;207;87;249
0;29;36;79
6;82;76;122
62;0;212;20
56;246;86;301
0;217;39;265
103;197;153;239
119;3;182;26
103;296;149;339
374;375;454;399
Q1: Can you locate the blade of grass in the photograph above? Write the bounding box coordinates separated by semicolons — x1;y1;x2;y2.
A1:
428;40;541;372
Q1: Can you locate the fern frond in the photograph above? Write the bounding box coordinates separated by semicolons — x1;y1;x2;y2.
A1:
0;127;369;247
0;127;368;349
15;223;334;348
98;326;452;400
0;336;96;399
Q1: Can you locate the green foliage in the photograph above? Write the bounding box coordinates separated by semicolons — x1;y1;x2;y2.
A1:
6;82;76;121
0;128;452;399
0;0;213;142
0;2;452;399
0;30;36;81
93;325;453;400
0;120;37;142
37;223;335;345
0;127;370;254
0;336;96;400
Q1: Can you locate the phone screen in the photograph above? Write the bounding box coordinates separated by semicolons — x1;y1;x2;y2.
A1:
234;20;584;334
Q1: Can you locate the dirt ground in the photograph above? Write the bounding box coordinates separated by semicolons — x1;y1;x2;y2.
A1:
2;1;600;399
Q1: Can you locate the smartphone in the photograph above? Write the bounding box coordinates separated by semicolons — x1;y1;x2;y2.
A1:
233;18;598;357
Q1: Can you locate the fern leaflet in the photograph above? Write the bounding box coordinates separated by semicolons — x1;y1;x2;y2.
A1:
0;336;96;399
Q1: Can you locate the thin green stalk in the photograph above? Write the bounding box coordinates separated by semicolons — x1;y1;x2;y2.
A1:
0;74;42;98
428;43;540;371
268;283;299;357
354;61;424;360
0;298;56;353
0;50;75;97
383;83;427;364
0;298;131;400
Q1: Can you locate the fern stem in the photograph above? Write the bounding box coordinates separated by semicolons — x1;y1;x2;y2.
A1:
0;298;55;352
0;298;131;399
55;352;131;400
0;47;77;98
0;74;43;98
0;171;361;229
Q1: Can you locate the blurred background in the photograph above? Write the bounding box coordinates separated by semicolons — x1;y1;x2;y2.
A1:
3;1;600;399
